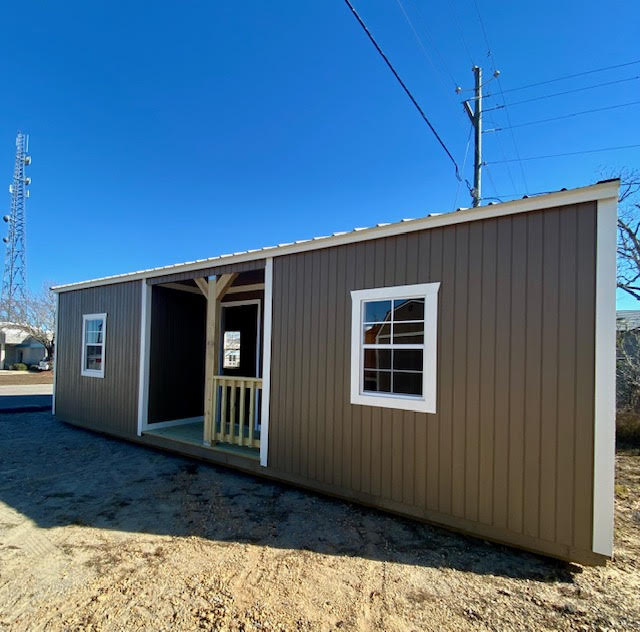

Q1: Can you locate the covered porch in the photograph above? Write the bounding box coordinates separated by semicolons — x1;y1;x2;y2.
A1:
137;262;272;464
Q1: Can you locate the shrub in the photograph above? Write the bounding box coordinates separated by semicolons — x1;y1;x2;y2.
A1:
617;410;640;448
11;363;28;371
28;365;40;372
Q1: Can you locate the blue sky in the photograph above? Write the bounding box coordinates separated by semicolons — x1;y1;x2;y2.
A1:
1;1;638;306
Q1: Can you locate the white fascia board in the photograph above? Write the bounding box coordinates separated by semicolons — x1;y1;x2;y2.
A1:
52;181;620;294
592;195;617;557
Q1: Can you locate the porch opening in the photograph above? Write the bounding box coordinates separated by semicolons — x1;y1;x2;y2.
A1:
142;270;265;460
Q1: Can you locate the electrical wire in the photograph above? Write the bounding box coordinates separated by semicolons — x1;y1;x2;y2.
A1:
484;75;640;110
343;0;463;182
486;144;640;164
453;123;474;210
394;0;458;92
494;74;529;193
500;59;640;94
449;0;475;66
485;99;640;132
483;164;501;202
470;0;529;192
472;0;493;59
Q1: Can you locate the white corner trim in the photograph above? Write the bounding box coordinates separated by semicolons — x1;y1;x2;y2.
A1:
593;196;617;557
80;313;107;378
350;282;440;413
260;257;273;467
137;280;152;436
52;292;59;415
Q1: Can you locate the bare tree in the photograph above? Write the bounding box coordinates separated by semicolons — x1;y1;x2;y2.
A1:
614;168;640;413
0;281;56;360
22;282;56;359
616;168;640;300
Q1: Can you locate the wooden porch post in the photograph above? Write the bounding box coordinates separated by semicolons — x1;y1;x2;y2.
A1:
203;276;217;445
202;273;238;446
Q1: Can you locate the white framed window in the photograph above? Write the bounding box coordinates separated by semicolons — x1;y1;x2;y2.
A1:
350;283;439;413
81;313;107;378
223;330;241;369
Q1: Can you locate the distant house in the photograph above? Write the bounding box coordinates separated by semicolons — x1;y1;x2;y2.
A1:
616;310;640;332
0;323;47;368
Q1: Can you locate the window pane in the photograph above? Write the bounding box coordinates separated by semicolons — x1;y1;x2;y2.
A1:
86;319;103;333
363;300;392;323
393;322;424;344
363;323;391;345
85;345;103;370
364;349;391;370
86;331;103;344
393;298;424;321
393;371;422;395
393;349;423;371
363;370;391;393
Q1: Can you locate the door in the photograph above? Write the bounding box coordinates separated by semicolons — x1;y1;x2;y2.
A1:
218;301;261;439
220;302;259;378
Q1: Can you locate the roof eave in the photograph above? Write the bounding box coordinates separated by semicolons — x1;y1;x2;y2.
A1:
52;179;620;293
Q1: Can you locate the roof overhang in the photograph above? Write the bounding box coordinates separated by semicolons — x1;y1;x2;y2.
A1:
52;179;620;293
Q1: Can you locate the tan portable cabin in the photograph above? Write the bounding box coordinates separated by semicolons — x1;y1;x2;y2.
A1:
52;180;618;565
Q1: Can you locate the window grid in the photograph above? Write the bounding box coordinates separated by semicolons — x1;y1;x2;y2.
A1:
361;298;425;398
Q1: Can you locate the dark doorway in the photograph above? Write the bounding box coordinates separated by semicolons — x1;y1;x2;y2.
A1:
221;302;259;378
147;286;206;423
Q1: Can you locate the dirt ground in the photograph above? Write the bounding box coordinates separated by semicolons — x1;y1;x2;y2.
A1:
0;371;53;386
0;413;638;631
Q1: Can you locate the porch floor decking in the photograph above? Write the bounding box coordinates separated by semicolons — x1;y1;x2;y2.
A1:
144;420;259;461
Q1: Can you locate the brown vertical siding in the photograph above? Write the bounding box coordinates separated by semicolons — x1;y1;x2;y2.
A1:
55;280;141;435
268;202;598;561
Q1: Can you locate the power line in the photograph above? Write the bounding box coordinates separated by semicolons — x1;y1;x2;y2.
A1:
449;0;475;66
495;74;529;193
472;0;493;59
484;75;640;110
453;123;474;210
394;0;458;91
483;163;501;201
486;144;640;164
342;0;463;182
485;99;640;132
500;59;640;94
470;0;529;193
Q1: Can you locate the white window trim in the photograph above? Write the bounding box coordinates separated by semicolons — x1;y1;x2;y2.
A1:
81;313;107;378
350;283;439;413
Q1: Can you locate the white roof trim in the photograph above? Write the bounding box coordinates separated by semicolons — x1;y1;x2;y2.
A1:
52;180;619;293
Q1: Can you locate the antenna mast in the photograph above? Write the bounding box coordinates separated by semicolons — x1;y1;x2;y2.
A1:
1;132;31;322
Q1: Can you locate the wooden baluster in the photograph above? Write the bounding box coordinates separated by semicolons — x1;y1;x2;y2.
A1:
211;377;219;443
248;382;255;447
220;380;227;443
229;380;237;444
238;380;246;447
255;383;262;448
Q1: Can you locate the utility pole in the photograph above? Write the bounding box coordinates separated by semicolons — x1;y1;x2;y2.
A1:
463;66;482;207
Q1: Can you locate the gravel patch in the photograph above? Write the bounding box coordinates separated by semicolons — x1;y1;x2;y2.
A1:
0;412;638;631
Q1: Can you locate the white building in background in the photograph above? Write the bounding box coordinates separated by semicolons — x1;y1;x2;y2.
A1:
0;322;47;368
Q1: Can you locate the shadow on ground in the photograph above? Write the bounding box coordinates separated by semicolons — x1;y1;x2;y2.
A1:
0;394;51;412
0;411;579;583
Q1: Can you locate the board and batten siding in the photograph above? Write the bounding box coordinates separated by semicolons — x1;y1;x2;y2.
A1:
268;201;598;562
55;280;141;435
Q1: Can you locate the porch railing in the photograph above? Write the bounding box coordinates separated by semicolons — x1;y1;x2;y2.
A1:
208;375;261;449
